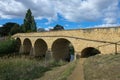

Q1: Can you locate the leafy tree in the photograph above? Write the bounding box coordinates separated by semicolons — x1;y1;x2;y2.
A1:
0;27;2;37
0;22;19;36
22;9;37;32
10;24;20;35
52;24;64;31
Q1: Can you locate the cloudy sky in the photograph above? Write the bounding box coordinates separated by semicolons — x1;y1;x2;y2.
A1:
0;0;120;30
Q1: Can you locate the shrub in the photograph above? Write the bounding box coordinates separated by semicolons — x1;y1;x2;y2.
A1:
0;39;17;55
0;58;49;80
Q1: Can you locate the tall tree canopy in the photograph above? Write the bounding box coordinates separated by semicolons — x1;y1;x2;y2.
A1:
22;9;37;32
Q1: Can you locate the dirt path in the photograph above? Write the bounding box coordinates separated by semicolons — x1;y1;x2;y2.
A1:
67;58;86;80
35;63;71;80
35;58;85;80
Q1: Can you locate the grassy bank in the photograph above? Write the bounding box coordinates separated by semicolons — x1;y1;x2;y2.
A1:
0;57;49;80
57;61;76;80
38;60;76;80
0;56;68;80
84;54;120;80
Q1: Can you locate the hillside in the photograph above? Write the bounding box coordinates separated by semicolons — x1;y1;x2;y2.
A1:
34;54;120;80
0;53;119;80
84;54;120;80
35;60;76;80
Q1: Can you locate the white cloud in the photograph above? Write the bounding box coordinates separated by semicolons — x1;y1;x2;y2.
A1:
0;25;2;27
91;24;120;28
0;0;26;19
15;0;57;21
45;26;53;31
0;0;120;25
102;0;119;24
104;18;117;24
55;0;120;23
55;0;101;22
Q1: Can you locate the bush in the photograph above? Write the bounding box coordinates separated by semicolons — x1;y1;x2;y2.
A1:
0;58;49;80
9;24;20;35
0;39;17;55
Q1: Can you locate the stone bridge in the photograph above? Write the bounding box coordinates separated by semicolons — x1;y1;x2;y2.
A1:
13;27;120;61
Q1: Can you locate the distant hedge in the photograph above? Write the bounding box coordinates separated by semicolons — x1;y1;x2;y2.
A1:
0;39;17;55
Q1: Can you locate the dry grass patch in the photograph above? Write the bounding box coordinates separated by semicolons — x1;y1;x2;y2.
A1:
0;57;49;80
0;56;70;80
84;54;120;80
38;60;76;80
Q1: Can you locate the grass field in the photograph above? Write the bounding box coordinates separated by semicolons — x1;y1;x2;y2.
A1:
0;45;120;80
84;54;120;80
0;56;68;80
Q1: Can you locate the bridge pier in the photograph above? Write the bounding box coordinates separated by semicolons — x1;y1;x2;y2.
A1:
74;53;76;61
30;47;35;56
19;44;24;54
45;48;53;60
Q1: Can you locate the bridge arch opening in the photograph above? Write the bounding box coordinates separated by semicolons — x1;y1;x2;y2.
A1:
34;39;48;57
23;38;32;55
15;38;21;52
81;47;100;58
52;38;75;62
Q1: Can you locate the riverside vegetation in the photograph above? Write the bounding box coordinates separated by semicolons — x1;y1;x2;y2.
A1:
0;56;71;80
0;38;17;56
0;39;120;80
0;39;73;80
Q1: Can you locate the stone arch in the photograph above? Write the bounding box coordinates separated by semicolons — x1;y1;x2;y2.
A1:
34;39;48;57
81;47;101;58
23;38;32;55
15;37;21;52
52;38;75;62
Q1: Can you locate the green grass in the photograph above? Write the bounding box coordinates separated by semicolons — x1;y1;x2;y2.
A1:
0;57;49;80
84;54;120;80
57;61;76;80
49;60;68;67
0;56;68;80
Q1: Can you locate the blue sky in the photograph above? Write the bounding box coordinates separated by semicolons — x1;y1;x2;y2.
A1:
0;0;120;30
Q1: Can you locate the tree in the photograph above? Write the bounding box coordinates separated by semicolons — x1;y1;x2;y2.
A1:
22;9;37;32
31;16;37;32
52;24;64;31
0;22;19;36
9;24;20;35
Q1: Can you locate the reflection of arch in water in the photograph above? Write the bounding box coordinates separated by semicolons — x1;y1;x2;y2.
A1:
52;38;75;62
34;39;48;57
81;47;101;58
23;38;32;55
